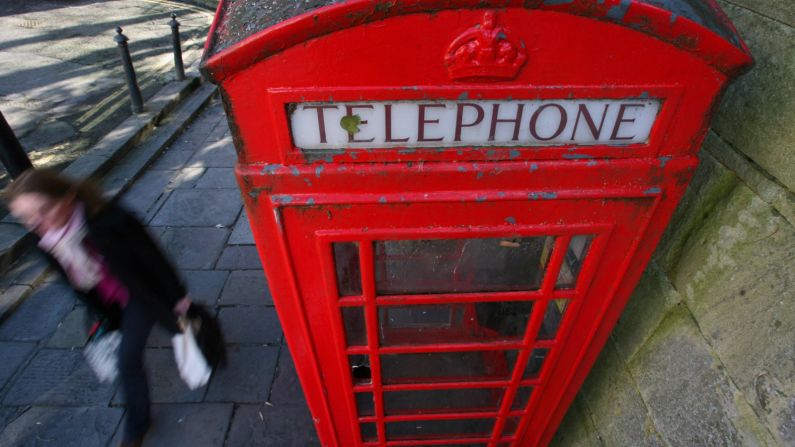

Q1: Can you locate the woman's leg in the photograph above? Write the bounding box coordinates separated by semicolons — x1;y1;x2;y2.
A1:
118;298;156;441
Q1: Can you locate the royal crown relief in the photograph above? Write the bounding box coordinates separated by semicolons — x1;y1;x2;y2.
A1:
287;11;661;151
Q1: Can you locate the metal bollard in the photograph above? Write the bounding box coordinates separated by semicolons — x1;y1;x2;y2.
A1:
114;27;144;113
0;110;33;178
169;13;185;81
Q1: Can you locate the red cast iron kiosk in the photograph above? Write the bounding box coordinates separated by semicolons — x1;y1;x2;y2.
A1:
202;1;751;445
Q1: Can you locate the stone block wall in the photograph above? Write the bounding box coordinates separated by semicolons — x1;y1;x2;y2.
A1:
551;2;795;446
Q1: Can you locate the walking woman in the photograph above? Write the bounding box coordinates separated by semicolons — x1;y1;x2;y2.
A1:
4;168;194;447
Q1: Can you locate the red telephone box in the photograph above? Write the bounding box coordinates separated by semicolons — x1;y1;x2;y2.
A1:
201;1;751;445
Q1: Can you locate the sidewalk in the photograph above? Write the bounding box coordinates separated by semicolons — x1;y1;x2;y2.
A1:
0;99;319;446
0;0;213;187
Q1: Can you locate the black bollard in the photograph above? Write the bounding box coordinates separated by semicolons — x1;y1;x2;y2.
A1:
169;13;185;81
114;27;144;113
0;110;33;179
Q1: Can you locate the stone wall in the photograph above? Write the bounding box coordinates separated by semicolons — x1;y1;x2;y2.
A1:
551;2;795;446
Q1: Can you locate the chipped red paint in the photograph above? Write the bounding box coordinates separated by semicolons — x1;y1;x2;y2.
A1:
202;2;751;446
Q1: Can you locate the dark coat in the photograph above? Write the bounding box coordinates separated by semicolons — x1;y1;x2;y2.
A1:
41;200;186;332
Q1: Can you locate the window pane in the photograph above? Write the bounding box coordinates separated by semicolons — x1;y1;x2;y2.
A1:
360;422;377;442
349;354;371;385
511;387;533;411
356;392;374;417
537;300;569;341
556;235;593;289
386;418;494;440
523;348;549;379
381;350;518;384
334;242;362;296
502;417;521;436
384;388;505;415
342;306;366;346
375;236;554;295
379;301;533;346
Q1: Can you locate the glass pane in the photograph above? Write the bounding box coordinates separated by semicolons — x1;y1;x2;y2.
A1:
381;350;519;384
502;417;521;436
537;300;569;341
342;306;367;346
375;236;554;295
523;348;549;379
384;388;505;415
386;418;494;440
356;392;374;417
334;242;362;296
511;387;534;411
349;354;371;384
556;235;593;289
379;301;533;346
360;422;377;442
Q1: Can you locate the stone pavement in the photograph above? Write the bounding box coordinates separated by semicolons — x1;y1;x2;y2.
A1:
0;0;214;184
0;98;321;446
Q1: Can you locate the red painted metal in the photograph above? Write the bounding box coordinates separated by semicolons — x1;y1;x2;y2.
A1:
202;1;751;446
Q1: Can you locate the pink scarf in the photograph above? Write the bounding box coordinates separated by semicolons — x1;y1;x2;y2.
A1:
38;204;129;308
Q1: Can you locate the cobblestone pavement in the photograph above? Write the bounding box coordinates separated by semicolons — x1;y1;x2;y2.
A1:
0;99;321;446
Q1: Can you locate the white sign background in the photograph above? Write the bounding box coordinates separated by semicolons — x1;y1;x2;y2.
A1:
289;99;661;150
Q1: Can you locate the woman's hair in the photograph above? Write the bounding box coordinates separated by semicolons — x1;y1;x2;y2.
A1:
2;168;107;216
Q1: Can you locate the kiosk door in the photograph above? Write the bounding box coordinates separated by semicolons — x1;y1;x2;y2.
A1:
281;192;658;446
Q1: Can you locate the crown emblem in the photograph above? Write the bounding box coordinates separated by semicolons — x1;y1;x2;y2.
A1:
445;11;527;82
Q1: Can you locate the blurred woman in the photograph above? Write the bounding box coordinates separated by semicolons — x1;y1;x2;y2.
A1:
4;168;193;447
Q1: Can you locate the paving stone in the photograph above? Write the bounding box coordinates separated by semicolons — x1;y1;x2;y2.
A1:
149;149;195;170
182;270;229;306
0;406;123;447
0;285;31;321
629;307;774;446
113;349;204;404
269;348;308;406
169;167;205;189
196;167;238;189
155;227;229;270
217;307;281;344
226;403;320;447
109;403;233;447
0;406;25;433
215;245;262;270
47;306;91;348
120;169;173;220
187;137;237;168
579;340;663;446
219;270;272;306
0;342;35;391
671;184;795;445
0;283;76;342
150;188;242;227
0;250;49;288
550;396;602;447
229;211;255;245
205;346;279;403
3;349;116;406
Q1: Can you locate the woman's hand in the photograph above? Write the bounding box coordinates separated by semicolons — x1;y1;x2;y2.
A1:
173;295;192;316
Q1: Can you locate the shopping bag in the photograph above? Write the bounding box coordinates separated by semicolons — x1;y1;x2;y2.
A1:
83;329;121;384
172;317;212;390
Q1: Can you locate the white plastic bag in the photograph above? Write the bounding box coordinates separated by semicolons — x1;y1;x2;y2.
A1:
83;330;121;384
171;320;211;390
